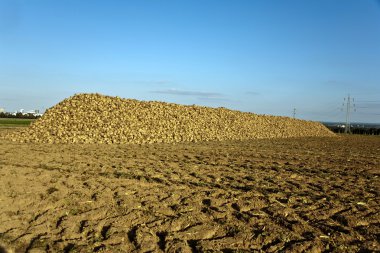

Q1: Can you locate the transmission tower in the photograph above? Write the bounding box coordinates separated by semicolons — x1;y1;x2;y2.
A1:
292;108;296;119
342;94;356;134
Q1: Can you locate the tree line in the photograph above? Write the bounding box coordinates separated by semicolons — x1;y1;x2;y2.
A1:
326;126;380;135
0;112;41;119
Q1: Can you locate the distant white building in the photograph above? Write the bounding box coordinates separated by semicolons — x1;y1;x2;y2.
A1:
12;109;43;117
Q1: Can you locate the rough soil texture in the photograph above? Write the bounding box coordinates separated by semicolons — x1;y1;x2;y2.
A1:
8;93;334;144
0;131;379;252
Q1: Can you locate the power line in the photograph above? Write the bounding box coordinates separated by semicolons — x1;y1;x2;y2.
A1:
355;100;380;103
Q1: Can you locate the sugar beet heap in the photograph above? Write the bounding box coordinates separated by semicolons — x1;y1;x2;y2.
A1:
9;93;335;144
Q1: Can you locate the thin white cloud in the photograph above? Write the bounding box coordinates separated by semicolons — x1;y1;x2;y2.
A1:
197;97;234;103
151;88;223;99
246;91;260;96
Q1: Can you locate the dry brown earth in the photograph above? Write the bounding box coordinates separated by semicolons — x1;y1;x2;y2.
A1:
0;130;379;252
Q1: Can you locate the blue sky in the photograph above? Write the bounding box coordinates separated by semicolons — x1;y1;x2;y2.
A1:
1;0;380;123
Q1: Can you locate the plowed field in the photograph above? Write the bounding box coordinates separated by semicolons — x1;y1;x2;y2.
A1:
0;131;379;252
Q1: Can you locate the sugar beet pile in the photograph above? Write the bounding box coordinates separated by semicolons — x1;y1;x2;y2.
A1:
10;93;335;144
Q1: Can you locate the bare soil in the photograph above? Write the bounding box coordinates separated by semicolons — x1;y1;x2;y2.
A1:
0;131;379;252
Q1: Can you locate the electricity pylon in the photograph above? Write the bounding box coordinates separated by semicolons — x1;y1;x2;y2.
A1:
342;94;355;134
